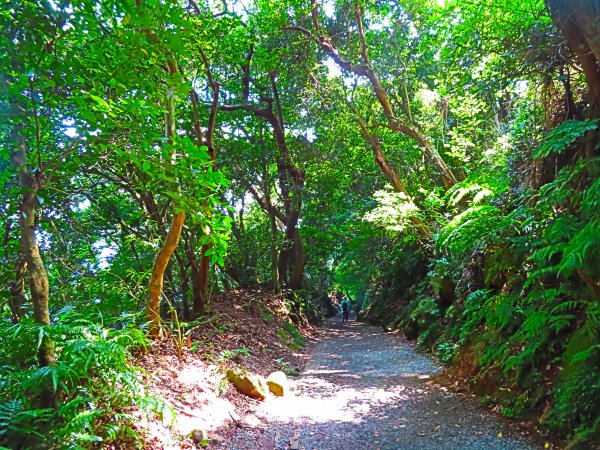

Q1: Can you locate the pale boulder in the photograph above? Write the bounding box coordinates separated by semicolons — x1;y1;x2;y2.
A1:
266;370;290;396
226;369;269;400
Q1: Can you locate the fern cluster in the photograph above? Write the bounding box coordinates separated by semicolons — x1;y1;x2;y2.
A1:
362;119;600;446
0;311;170;449
433;141;600;441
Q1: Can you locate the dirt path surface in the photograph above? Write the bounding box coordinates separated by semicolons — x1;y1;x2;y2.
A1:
217;316;542;450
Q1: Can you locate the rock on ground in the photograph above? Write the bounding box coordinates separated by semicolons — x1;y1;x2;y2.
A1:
215;316;547;450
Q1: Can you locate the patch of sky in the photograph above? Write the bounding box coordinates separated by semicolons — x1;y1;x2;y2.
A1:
62;118;78;138
514;80;528;96
72;197;91;212
323;0;335;18
93;239;118;270
370;17;391;32
324;57;342;78
35;228;54;250
226;190;256;214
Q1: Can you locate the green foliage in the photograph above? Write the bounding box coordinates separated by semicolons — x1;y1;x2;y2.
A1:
362;188;421;233
277;320;305;350
534;120;600;158
1;0;599;447
0;312;169;449
544;318;600;439
437;205;502;254
219;347;250;362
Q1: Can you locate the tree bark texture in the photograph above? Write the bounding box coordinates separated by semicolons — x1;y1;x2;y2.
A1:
147;53;185;338
189;80;220;318
547;0;600;113
192;244;210;316
10;126;55;366
270;211;281;294
356;115;430;239
223;73;306;291
10;256;27;323
148;211;185;338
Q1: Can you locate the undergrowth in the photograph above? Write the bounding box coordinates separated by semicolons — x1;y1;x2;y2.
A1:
0;310;171;449
362;121;600;448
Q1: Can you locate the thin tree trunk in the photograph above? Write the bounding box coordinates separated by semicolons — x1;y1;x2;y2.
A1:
10;127;55;366
547;0;600;113
192;244;210;316
147;60;185;338
283;2;461;188
189;78;220;318
278;246;290;287
356;115;430;239
148;211;185;338
221;69;306;291
175;251;191;321
269;210;281;294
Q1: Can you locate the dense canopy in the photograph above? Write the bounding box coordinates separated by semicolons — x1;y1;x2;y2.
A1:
1;0;599;448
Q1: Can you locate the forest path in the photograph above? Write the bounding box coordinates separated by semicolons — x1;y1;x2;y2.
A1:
217;315;541;450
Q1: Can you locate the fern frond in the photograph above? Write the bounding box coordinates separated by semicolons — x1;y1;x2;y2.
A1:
558;222;600;276
466;289;492;304
534;119;599;158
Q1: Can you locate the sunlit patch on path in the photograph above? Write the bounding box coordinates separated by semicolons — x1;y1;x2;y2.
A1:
218;317;541;450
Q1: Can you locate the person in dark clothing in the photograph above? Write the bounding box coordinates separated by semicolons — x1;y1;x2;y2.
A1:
340;297;350;323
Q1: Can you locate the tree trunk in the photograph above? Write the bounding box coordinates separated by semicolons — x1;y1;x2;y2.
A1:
189;82;220;317
547;0;600;113
175;251;191;321
285;3;461;188
147;69;185;338
278;246;290;287
191;243;210;317
358;116;430;239
9;128;55;367
148;211;185;338
288;228;305;290
10;256;27;324
269;210;281;294
22;190;55;366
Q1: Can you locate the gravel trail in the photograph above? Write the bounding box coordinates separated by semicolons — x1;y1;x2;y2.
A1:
218;316;541;450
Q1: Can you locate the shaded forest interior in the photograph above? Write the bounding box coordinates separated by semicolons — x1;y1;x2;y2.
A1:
1;0;600;449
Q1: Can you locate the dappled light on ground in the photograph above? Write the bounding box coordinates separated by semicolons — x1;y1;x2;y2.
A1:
255;376;411;424
216;319;541;450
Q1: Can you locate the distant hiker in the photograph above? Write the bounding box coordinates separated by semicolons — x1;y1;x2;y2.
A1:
340;297;350;323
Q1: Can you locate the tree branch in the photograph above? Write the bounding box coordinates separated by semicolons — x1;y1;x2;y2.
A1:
269;72;285;131
234;164;286;223
353;1;370;66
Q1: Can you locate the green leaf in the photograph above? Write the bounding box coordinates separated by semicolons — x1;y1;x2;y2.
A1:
535;119;599;158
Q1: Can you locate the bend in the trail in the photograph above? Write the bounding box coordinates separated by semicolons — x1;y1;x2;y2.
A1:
217;315;542;450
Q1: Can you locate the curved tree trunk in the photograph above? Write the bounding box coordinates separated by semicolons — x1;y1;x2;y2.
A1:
547;0;600;114
148;211;186;338
356;115;430;239
189;81;220;317
222;66;306;292
284;0;461;188
147;57;185;338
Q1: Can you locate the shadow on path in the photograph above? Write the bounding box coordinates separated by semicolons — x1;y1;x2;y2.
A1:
216;316;541;450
